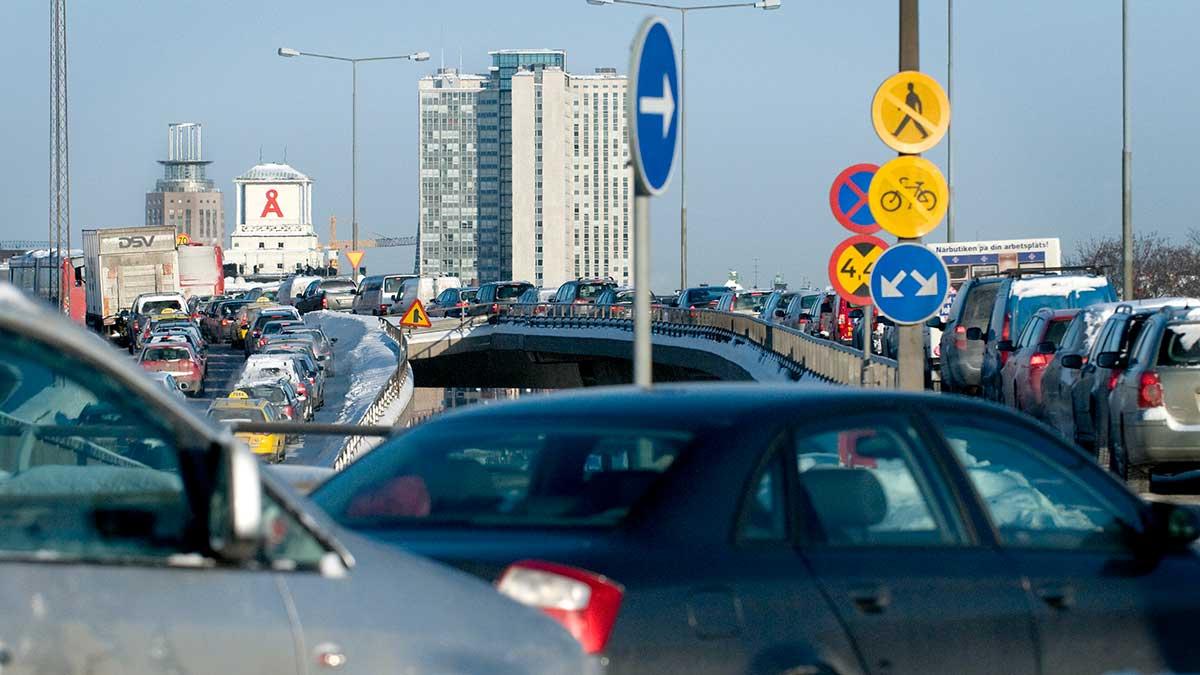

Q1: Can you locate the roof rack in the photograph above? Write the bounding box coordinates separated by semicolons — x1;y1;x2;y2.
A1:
973;265;1107;280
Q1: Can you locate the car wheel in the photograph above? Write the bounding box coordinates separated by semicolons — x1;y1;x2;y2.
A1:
1092;410;1110;468
1113;424;1150;494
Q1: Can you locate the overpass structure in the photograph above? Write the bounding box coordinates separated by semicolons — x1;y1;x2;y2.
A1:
396;304;898;389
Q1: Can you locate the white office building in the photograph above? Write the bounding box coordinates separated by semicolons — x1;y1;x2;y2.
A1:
571;68;633;285
226;162;326;278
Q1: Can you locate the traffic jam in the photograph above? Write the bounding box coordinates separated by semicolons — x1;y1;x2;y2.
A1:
5;8;1200;675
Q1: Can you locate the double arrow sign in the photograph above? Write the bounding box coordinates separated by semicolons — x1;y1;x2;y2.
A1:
879;270;939;298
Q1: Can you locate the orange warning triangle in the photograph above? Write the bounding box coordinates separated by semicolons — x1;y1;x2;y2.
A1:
345;250;365;270
399;298;432;328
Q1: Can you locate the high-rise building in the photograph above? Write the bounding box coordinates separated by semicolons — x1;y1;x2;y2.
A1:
417;68;485;283
145;122;225;246
419;51;633;289
571;68;633;285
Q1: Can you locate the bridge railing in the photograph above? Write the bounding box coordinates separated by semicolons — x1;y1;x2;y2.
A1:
497;303;897;388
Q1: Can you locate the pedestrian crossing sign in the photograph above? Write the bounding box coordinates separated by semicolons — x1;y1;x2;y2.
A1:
871;70;950;154
399;299;432;329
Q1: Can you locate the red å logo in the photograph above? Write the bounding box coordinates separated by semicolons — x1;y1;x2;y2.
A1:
261;189;284;218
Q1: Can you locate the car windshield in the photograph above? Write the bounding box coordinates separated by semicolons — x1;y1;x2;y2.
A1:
208;407;266;424
684;288;726;306
496;284;528;300
312;423;692;528
142;348;190;362
1159;323;1200;366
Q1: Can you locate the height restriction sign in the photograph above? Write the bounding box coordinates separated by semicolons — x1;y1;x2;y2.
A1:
828;234;889;305
871;71;950;154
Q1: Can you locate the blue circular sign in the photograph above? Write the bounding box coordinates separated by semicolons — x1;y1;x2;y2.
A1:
868;243;950;325
629;18;679;196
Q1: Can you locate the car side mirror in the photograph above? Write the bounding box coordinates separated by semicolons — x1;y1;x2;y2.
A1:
209;441;263;561
849;308;864;320
331;337;339;343
925;317;945;329
966;327;984;341
1096;352;1121;369
1060;353;1084;369
1036;341;1057;355
1147;501;1200;550
995;339;1015;353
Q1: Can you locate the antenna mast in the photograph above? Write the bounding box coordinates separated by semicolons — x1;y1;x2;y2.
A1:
49;0;70;312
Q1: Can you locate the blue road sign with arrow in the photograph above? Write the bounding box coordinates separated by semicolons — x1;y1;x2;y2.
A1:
629;17;679;196
869;243;950;325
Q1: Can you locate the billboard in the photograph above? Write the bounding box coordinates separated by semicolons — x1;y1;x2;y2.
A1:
927;238;1061;290
244;183;301;226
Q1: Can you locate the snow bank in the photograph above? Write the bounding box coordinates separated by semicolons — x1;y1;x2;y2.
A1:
303;311;401;424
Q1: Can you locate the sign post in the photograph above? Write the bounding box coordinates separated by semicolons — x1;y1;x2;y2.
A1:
629;17;680;388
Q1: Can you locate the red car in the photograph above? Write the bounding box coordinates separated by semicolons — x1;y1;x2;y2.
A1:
138;343;206;396
998;307;1079;416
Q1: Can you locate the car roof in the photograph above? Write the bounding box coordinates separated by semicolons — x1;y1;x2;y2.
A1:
418;383;998;431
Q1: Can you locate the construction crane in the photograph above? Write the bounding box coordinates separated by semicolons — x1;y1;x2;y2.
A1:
324;216;417;250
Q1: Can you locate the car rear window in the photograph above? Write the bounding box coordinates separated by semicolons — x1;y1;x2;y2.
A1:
576;282;612;300
684;288;726;306
143;348;190;362
1045;319;1071;345
1159;323;1200;366
734;292;769;312
960;284;999;330
142;300;184;314
462;289;478;303
496;284;530;300
239;387;286;404
323;281;357;293
384;277;409;293
208;407;266;424
313;424;692;528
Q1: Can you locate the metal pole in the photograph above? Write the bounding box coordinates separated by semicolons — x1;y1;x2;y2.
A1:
945;0;953;243
679;9;688;291
897;0;925;392
1121;0;1133;300
352;60;360;283
634;195;652;387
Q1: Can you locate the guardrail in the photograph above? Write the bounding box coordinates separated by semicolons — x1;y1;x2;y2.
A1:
497;303;898;388
332;319;412;470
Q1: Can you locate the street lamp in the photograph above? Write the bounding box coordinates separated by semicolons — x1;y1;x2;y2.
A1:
588;0;780;290
277;47;430;282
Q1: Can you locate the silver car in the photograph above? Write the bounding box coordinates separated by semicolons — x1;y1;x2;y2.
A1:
0;284;587;674
1108;308;1200;493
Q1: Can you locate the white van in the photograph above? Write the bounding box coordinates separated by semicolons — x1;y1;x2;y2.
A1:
353;274;415;316
389;276;461;315
277;275;319;307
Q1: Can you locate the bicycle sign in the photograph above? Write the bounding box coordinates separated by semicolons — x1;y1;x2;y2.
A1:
868;156;949;239
828;234;889;305
871;70;950;154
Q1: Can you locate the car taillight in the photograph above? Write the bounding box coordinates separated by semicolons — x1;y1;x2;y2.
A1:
1030;353;1052;369
1138;371;1163;408
999;316;1012;365
322;297;328;309
954;324;967;349
191;313;200;320
297;382;307;395
496;560;623;655
252;330;261;338
1107;369;1123;392
221;319;230;326
380;304;389;312
285;405;295;418
258;338;267;347
132;320;140;331
491;303;500;314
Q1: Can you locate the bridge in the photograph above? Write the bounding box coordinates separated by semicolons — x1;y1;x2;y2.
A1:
395;304;897;390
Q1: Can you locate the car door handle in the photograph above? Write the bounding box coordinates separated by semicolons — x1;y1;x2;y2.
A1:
1036;583;1075;610
848;585;892;614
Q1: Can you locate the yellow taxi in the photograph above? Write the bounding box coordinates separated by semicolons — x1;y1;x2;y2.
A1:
206;392;287;463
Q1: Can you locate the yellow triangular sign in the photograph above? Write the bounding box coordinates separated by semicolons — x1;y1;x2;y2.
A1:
345;250;365;270
399;298;432;328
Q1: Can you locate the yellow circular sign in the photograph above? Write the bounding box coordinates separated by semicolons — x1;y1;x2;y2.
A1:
871;71;950;154
256;297;271;303
176;233;191;246
828;234;889;305
868;156;949;239
228;390;250;399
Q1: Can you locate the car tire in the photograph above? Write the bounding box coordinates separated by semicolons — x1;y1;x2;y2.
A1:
1113;423;1151;494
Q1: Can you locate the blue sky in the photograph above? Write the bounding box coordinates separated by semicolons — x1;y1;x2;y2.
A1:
2;1;1197;292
